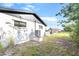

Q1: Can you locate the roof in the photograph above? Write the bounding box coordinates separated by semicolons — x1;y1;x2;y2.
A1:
0;7;47;26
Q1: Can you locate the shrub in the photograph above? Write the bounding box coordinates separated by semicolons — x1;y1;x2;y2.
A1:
71;32;79;47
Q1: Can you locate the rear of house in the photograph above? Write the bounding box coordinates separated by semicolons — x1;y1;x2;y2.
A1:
0;8;47;47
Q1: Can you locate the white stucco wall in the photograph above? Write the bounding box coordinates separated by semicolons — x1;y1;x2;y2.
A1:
20;14;46;37
0;12;46;46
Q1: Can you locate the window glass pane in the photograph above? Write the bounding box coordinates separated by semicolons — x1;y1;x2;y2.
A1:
39;25;43;29
14;20;26;27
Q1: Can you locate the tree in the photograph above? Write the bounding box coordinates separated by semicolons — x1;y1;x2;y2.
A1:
56;3;79;46
63;25;72;32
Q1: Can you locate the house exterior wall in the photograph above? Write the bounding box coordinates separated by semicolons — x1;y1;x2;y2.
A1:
0;12;46;47
17;14;46;41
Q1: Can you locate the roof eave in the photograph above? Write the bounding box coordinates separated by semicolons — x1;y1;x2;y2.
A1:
0;8;47;26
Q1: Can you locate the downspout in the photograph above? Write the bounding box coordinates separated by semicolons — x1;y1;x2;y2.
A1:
34;20;36;36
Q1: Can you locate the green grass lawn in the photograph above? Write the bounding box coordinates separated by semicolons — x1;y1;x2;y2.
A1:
1;32;79;56
44;32;71;41
11;32;79;56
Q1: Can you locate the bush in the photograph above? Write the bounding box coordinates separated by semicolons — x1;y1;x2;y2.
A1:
71;32;79;47
70;22;79;47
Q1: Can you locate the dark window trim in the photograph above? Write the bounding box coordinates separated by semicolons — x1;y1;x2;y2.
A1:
14;20;26;27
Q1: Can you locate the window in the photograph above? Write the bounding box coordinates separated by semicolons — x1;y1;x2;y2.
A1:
39;25;43;29
35;30;41;37
14;20;26;27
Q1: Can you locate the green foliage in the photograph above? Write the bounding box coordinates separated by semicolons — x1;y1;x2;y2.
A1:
56;3;79;47
0;42;5;54
0;43;3;50
70;21;79;46
64;26;71;32
7;37;14;48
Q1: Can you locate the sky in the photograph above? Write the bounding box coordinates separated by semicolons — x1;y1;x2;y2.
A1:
0;3;67;29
